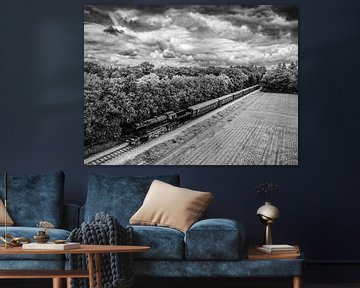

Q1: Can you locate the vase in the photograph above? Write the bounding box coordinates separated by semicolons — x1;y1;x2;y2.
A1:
256;201;280;245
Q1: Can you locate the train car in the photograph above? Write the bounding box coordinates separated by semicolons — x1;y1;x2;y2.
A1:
246;84;260;94
187;98;219;118
233;84;260;100
218;93;234;106
176;109;192;123
253;84;260;91
243;87;251;94
233;89;244;100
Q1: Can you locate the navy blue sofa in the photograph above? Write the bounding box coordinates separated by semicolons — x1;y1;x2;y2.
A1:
81;173;304;282
0;171;79;270
0;171;303;286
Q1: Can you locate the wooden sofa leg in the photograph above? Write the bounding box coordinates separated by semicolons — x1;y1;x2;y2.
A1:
53;278;62;288
293;276;302;288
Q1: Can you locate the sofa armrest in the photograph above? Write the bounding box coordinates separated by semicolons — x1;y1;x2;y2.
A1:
184;218;245;260
63;204;80;231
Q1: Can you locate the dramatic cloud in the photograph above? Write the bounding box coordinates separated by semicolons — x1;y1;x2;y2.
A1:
84;5;298;68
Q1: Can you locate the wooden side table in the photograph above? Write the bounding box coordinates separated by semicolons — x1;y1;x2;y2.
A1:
0;244;150;288
247;245;303;288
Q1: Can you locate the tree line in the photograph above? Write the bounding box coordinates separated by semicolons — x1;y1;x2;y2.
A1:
260;61;298;94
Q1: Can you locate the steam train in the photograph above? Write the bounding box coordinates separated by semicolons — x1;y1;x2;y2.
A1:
129;84;260;145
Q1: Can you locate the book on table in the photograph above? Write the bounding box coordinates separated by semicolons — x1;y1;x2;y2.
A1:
257;244;299;254
248;245;300;260
22;242;80;250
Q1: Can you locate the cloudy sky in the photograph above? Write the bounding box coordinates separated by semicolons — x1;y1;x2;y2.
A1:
84;5;298;68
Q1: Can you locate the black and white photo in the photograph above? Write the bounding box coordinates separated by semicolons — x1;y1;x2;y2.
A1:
84;5;298;165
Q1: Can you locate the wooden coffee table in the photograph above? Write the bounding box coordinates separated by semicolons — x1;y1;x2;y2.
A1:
0;244;150;288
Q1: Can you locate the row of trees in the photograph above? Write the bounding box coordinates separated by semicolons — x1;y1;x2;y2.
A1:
260;61;298;94
84;61;266;155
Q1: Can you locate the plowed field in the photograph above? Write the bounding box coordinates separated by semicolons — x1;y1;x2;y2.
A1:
112;91;298;165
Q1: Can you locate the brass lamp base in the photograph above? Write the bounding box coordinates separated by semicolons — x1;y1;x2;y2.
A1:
265;223;272;245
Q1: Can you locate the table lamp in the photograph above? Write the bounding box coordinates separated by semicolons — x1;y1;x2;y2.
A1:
256;201;280;245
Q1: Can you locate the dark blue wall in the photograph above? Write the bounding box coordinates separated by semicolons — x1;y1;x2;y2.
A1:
0;0;359;263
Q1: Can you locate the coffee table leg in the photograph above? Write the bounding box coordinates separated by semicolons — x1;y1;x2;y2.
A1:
293;276;302;288
66;277;72;288
95;253;102;288
88;253;95;288
52;278;62;288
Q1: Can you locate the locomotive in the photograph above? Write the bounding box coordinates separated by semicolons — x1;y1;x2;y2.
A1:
130;84;260;145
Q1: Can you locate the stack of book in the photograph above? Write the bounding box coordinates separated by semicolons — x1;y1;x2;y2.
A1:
248;244;300;260
22;242;80;250
257;244;299;254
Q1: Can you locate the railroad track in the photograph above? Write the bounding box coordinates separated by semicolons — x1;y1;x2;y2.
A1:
85;144;133;165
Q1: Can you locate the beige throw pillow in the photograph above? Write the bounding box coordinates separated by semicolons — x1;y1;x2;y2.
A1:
130;180;213;233
0;199;14;226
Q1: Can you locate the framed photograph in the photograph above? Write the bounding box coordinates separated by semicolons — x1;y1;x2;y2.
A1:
84;5;298;165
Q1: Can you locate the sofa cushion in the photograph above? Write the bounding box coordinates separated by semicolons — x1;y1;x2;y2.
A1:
184;218;245;260
0;171;64;227
0;227;70;261
0;199;14;226
84;174;180;225
130;225;184;260
130;180;213;233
